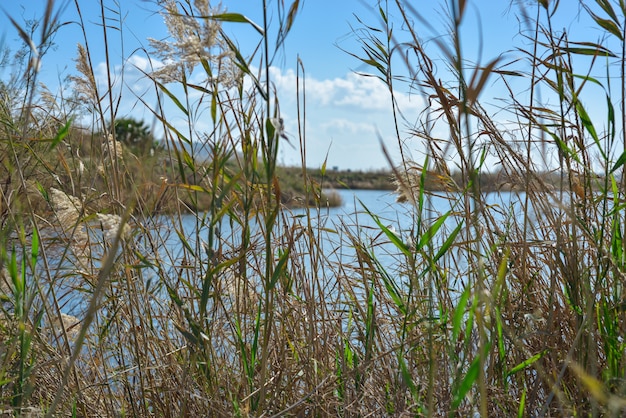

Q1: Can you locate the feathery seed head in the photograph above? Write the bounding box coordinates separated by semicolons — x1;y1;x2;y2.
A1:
102;134;124;162
49;187;90;257
148;0;239;86
70;43;99;106
50;187;83;229
95;213;131;242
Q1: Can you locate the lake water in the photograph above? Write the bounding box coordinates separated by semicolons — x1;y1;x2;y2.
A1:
47;187;529;315
133;188;529;280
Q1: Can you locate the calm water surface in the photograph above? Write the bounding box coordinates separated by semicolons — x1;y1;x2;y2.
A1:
159;188;528;266
51;189;528;315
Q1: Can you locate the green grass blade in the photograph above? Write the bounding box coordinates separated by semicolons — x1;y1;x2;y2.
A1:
222;34;268;101
560;45;616;57
496;307;505;363
372;254;407;315
452;286;470;342
433;220;463;263
207;13;264;35
544;128;582;164
398;352;419;401
610;151;626;174
417;211;451;251
155;81;189;116
506;349;548;377
269;248;290;291
585;8;623;40
575;99;607;161
361;203;412;257
517;386;527;418
30;228;39;270
450;355;481;414
50;118;72;150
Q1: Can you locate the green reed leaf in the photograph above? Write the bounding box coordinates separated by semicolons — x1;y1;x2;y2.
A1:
596;0;620;23
276;0;301;50
496;307;505;363
433;220;463;263
379;6;388;24
233;317;254;386
175;228;196;258
609;151;626;174
30;228;38;269
495;249;509;298
165;281;184;309
186;83;211;95
176;183;205;193
50;118;72;150
211;89;217;123
492;68;525;77
372;254;406;315
572;72;607;89
265;117;276;145
610;177;624;264
451;355;481;414
155;81;188;116
518;386;527;418
174;323;199;346
250;303;262;381
361;202;412;258
207;13;264;35
560;44;616;57
540;126;582;164
607;90;616;139
507;350;548;377
285;0;301;35
575;99;607;160
8;247;21;296
583;3;623;40
398;353;419;400
222;34;268;101
452;286;470;342
269;248;290;291
417;212;450;252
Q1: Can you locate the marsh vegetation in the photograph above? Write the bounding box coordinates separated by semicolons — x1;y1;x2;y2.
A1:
2;0;626;416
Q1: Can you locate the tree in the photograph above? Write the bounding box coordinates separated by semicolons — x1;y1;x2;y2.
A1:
113;117;155;155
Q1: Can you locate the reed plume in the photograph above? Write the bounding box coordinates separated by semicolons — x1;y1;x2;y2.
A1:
147;0;238;85
49;187;88;253
94;212;130;243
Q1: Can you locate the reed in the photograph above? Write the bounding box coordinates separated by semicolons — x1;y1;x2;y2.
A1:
1;0;626;416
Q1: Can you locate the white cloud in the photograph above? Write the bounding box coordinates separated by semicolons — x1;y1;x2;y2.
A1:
266;67;426;169
85;57;426;169
319;118;377;136
270;68;423;112
126;55;155;73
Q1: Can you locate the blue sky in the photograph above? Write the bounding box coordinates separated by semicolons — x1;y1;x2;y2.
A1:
0;1;617;171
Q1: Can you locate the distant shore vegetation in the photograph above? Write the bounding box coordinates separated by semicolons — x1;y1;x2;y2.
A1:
3;118;589;219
